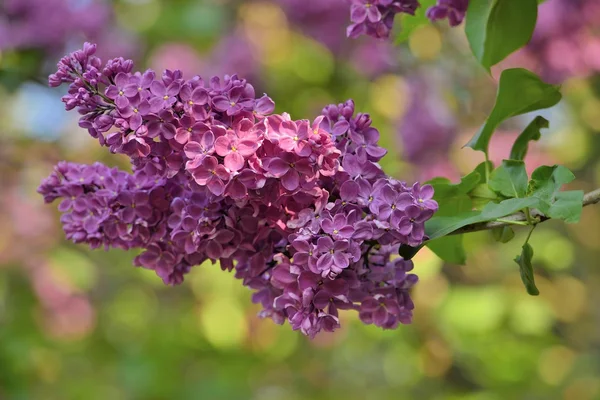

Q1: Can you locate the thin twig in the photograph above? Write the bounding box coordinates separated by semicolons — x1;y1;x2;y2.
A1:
449;188;600;236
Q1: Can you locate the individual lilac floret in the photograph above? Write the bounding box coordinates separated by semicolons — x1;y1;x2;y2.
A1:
40;43;439;339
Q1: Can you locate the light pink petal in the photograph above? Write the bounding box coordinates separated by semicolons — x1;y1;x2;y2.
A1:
237;140;258;157
214;136;230;157
225;152;245;171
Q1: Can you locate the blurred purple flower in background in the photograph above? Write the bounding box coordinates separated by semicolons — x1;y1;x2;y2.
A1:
397;76;456;172
0;0;110;51
504;0;600;83
279;0;350;53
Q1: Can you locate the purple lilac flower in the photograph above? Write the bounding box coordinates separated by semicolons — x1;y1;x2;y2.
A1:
347;0;420;39
40;43;439;339
342;0;472;40
426;0;469;27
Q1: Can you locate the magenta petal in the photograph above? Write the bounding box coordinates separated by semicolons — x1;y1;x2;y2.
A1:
332;252;349;269
206;240;223;259
338;226;354;238
292;240;310;252
366;6;382;23
150;80;166;96
225;152;245;171
294;141;312;157
350;4;367;23
298;272;319;291
321;218;334;233
281;169;299;191
420;184;434;199
202;131;215;149
266;158;290;176
215;229;235;243
317;253;333;272
106;86;120;99
396;193;414;210
325;279;348;296
313;291;331;309
332;120;350;136
366;145;387;159
184;142;202;158
212;96;230;112
175;130;191;145
207;178;224;196
373;306;388;326
397;218;413;235
226;179;247;199
340;180;359;201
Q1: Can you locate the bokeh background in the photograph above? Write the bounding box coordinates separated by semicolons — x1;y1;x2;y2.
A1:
1;0;600;399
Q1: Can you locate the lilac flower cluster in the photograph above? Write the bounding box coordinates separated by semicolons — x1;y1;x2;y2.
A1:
346;0;468;39
39;43;438;338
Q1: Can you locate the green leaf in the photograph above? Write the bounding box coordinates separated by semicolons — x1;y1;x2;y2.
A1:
424;172;482;264
465;68;562;156
526;165;584;223
469;184;499;210
427;236;467;265
492;226;515;243
465;0;538;69
425;197;539;240
514;243;539;296
510;116;549;161
547;190;584;223
480;197;539;219
489;160;529;198
427;170;482;202
395;0;437;43
529;165;574;198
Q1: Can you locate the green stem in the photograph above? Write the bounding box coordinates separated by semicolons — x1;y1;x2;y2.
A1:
484;153;491;182
495;219;529;226
524;225;536;244
524;208;533;225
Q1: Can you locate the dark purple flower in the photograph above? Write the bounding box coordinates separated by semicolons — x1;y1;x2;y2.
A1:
375;185;414;220
146;110;178;139
315;237;352;278
427;0;469;27
321;213;355;239
265;153;314;191
105;72;131;108
190;156;230;196
149;79;181;110
212;86;254;116
412;183;438;211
